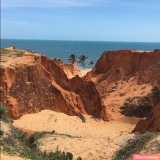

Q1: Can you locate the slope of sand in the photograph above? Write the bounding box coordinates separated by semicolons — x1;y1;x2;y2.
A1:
13;110;140;160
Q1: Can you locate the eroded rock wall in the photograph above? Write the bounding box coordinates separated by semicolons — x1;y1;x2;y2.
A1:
84;49;160;85
0;54;111;120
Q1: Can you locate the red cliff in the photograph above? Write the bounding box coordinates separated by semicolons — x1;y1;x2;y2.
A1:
84;49;160;85
0;49;111;121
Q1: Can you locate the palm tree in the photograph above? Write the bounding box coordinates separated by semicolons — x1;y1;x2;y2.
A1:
78;55;88;69
68;54;77;64
88;60;95;66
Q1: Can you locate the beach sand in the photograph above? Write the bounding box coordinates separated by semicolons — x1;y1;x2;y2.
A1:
12;109;140;160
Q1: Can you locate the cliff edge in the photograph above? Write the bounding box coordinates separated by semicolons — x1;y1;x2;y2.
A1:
0;47;111;120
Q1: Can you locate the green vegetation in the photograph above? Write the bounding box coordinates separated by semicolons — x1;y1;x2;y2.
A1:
68;53;77;63
77;55;88;69
151;86;160;106
0;47;37;58
0;48;10;55
0;103;14;123
90;115;101;122
2;130;82;160
13;50;25;57
112;132;160;160
68;54;95;69
120;85;160;118
88;60;95;66
0;103;7;117
120;96;152;117
0;48;25;57
0;103;82;160
78;115;86;123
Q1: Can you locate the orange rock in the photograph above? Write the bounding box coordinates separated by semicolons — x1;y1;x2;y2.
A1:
133;102;160;132
84;49;160;95
70;75;112;120
0;53;111;121
84;49;160;84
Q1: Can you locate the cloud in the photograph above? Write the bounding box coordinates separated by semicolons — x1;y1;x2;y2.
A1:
2;0;160;9
12;21;29;25
2;20;30;26
1;0;104;8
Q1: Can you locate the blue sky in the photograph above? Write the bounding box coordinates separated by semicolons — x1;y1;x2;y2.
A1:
1;0;160;42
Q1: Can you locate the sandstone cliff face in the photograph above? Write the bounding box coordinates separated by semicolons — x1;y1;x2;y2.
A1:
84;49;160;85
83;49;160;131
94;50;160;75
0;51;111;120
70;76;112;121
133;102;160;132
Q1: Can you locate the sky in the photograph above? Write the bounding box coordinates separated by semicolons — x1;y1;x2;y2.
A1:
1;0;160;42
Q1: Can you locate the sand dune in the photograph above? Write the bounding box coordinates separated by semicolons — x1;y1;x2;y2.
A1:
13;110;140;160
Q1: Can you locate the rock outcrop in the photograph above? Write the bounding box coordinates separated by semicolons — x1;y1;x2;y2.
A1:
70;76;112;121
133;102;160;132
84;49;160;85
83;49;160;131
0;49;111;120
1;48;160;124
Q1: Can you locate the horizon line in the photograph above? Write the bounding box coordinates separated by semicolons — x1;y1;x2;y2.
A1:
1;38;160;43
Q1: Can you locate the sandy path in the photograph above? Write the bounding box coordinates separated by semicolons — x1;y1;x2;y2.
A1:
13;110;140;160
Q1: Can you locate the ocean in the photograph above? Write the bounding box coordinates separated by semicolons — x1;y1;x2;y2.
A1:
1;39;160;69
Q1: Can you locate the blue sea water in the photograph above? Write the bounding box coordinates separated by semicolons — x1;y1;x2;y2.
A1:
1;39;160;69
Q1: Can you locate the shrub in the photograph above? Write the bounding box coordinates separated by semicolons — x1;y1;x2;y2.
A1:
112;132;158;160
0;103;7;118
120;97;152;117
0;130;4;136
151;86;160;106
79;115;86;123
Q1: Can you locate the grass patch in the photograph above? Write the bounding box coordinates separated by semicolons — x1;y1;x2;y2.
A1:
112;132;159;160
0;48;10;55
13;50;25;57
2;145;16;156
0;48;25;57
90;115;101;122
